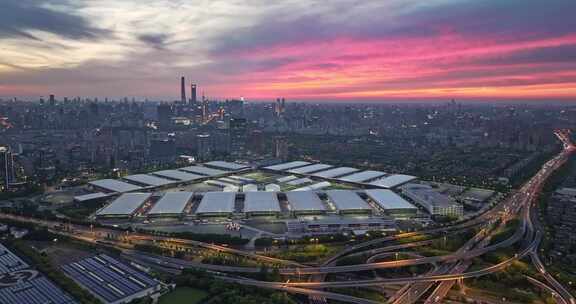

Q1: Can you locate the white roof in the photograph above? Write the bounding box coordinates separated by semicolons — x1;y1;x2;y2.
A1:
89;179;142;193
148;192;193;215
205;180;235;188
364;189;416;210
243;184;258;192
286;191;326;212
123;174;175;186
264;161;311;171
74;192;110;202
276;175;298;183
243;192;281;213
288;164;332;174
326;190;372;211
195;192;236;214
312;167;360;178
308;181;331;190
265;184;281;192
204;161;249;171
97;193;151;216
152;170;204;182
339;170;387;183
180;166;228;176
287;177;313;186
370;174;417;188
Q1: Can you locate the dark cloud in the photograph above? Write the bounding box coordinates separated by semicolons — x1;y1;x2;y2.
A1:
138;33;170;49
0;0;108;40
472;44;576;66
209;0;576;54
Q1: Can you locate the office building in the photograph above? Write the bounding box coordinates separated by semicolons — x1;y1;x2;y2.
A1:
190;84;197;105
0;146;15;192
229;118;247;158
180;76;186;103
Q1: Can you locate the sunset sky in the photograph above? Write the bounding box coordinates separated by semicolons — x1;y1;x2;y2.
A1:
1;0;576;101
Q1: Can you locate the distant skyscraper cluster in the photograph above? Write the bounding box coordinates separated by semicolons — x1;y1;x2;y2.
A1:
180;76;198;106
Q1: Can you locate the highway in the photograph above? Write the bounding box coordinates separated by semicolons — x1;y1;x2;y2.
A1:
1;130;573;303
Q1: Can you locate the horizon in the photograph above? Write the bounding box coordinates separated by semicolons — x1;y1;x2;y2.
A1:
1;0;576;101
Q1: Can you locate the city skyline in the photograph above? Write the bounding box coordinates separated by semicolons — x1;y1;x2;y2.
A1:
1;0;576;101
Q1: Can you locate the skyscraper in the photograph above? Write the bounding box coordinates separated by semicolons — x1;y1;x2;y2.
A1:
196;134;212;161
190;84;197;105
229;118;247;159
0;146;15;192
180;76;186;103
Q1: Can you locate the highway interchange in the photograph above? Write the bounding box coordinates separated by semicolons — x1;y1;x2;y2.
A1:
1;130;574;304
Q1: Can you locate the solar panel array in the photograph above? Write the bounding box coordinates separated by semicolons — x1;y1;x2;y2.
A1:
0;276;77;304
0;243;29;275
62;255;159;304
0;244;76;304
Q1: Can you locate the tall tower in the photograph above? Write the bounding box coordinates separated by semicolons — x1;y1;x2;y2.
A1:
229;118;247;159
190;84;197;105
0;146;15;192
180;76;186;103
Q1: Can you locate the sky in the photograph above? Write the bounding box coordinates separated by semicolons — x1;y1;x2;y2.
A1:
1;0;576;102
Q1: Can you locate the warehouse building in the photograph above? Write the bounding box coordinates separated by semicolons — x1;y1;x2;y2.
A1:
286;191;327;215
73;192;111;204
301;217;395;234
96;193;152;218
370;174;417;188
195;192;236;217
89;179;142;193
313;167;360;179
338;170;387;183
122;174;175;187
151;170;204;182
292;181;331;191
264;161;311;171
62;254;160;304
204;161;249;171
402;184;463;218
147;192;193;217
243;192;281;216
325;190;372;214
288;163;332;174
364;189;417;219
180;166;228;177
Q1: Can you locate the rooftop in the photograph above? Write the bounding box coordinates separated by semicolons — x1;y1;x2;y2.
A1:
97;193;151;216
122;174;175;187
364;189;416;210
195;192;236;214
89;179;142;193
325;190;371;211
243;192;281;213
148;192;193;215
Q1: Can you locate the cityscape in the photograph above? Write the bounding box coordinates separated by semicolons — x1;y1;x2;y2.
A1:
1;1;576;304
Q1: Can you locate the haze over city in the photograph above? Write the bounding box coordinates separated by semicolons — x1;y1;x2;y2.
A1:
1;0;576;101
2;1;576;304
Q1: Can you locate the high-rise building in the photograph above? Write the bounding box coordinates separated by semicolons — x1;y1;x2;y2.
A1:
229;118;247;159
180;76;186;103
190;84;197;105
273;136;289;161
49;94;55;106
157;103;174;130
196;134;212;161
0;146;15;192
